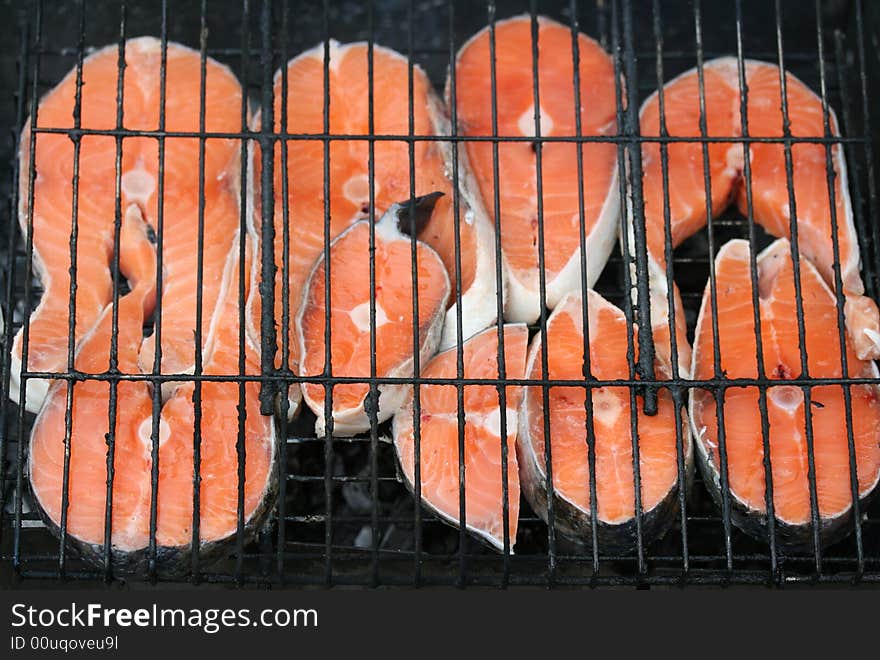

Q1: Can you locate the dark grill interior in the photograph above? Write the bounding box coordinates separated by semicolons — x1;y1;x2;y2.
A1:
2;0;880;587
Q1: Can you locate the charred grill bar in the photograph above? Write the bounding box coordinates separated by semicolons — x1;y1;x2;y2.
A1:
0;0;879;587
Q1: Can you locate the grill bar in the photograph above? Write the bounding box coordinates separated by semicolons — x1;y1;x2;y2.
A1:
527;0;559;583
55;0;89;578
621;0;657;419
651;0;691;580
814;0;865;576
0;11;29;560
146;0;170;583
13;0;42;578
854;0;880;297
609;0;645;577
188;0;210;583
102;0;127;581
733;0;780;580
485;0;513;579
234;0;255;587
365;0;380;588
275;0;290;586
258;0;277;416
620;0;650;577
449;0;468;589
569;0;602;578
29;126;870;145
837;19;877;305
773;0;824;572
320;0;334;587
12;370;880;388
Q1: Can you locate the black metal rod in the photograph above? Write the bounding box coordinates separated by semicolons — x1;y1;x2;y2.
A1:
832;26;868;580
570;0;601;578
14;0;43;577
485;0;512;583
814;0;864;577
692;0;734;574
56;0;88;580
733;0;779;581
146;0;169;585
773;0;824;575
31;125;865;145
651;0;690;580
854;0;880;298
320;0;334;587
233;0;258;588
17;369;880;389
101;0;127;583
365;0;381;589
258;0;277;415
188;0;211;584
275;0;290;587
447;0;468;591
0;11;29;555
611;0;646;578
621;0;657;417
526;1;558;584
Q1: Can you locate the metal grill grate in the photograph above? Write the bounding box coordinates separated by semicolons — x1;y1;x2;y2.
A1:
1;0;880;587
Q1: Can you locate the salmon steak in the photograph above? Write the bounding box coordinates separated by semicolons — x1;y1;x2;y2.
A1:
631;57;880;373
29;213;275;570
392;324;527;552
691;239;880;548
23;40;276;572
453;15;619;324
14;37;244;412
297;194;450;436
249;40;500;419
518;290;691;550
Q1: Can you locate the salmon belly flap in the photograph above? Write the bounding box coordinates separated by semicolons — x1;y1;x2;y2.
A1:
22;39;275;568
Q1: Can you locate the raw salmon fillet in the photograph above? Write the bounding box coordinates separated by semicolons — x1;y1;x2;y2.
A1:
453;15;619;324
691;239;880;546
24;40;275;570
518;291;691;549
392;324;527;552
29;218;275;565
632;57;879;373
14;37;244;412
297;196;450;436
248;40;500;418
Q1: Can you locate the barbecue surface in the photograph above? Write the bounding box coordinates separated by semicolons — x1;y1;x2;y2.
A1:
2;0;880;587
